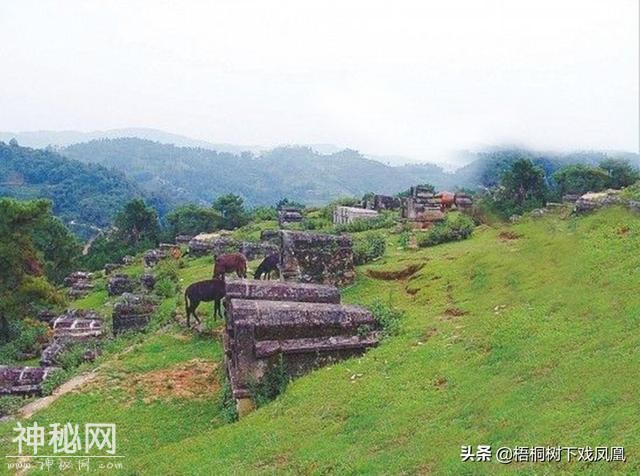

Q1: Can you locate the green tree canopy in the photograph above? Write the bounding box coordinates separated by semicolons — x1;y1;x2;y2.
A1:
165;204;222;237
114;199;160;245
212;194;249;230
554;164;610;196
598;159;640;189
0;198;63;341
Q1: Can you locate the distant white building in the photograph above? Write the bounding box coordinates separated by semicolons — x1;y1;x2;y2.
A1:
333;206;379;225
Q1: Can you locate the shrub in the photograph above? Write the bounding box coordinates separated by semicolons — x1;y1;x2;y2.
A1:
0;396;30;417
40;368;69;396
248;355;289;408
621;181;640;201
218;374;239;423
57;343;89;370
368;300;404;337
417;213;475;247
154;260;180;298
353;232;387;265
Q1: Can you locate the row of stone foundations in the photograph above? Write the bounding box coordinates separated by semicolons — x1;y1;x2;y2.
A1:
223;279;379;417
401;186;473;228
0;366;59;397
188;234;279;259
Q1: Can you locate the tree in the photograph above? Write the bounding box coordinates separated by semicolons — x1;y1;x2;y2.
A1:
0;199;63;341
114;199;160;245
554;165;610;196
212;194;249;230
488;158;548;217
599;159;640;189
32;215;81;284
165;204;222;237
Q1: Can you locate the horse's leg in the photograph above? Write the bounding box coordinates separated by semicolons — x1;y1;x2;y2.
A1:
214;299;220;320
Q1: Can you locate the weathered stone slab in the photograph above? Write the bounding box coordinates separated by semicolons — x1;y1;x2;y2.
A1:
112;293;157;334
51;310;104;342
239;241;279;261
333;206;379;225
225;279;340;305
278;207;303;227
279;230;355;286
0;366;60;396
225;299;379;400
107;274;135;296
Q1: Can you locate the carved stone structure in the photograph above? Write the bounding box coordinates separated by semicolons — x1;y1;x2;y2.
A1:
223;280;379;416
278;230;355;286
104;263;122;275
107;273;135;296
140;273;156;291
402;185;445;226
239;241;279;261
112;293;157;334
41;309;104;366
175;234;193;245
278;207;304;227
454;193;473;211
64;271;94;299
364;194;402;211
188;233;236;256
143;245;179;267
0;366;59;396
225;279;341;306
333;206;379;225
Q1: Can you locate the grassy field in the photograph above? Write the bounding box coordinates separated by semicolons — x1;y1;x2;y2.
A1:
1;207;639;474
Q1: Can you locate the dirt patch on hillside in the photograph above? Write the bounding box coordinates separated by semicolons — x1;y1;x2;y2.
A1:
617;226;630;236
366;262;425;281
129;359;219;401
499;231;523;241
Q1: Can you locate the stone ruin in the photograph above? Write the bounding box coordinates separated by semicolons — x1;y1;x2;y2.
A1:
223;279;379;416
278;207;304;227
333;206;379;225
112;293;157;335
175;234;193;245
63;271;94;299
140;273;156;291
188;233;278;260
402;186;473;227
104;263;122;275
239;241;279;261
0;366;59;397
143;244;180;267
364;194;402;211
275;230;355;286
41;309;104;366
402;185;445;226
107;273;135;296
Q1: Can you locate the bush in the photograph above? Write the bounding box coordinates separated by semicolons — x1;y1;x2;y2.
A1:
353;232;387;265
218;374;239;423
0;319;50;361
248;355;289;408
368;300;404;337
621;181;640;201
0;396;31;417
40;368;69;396
154;260;180;298
417;213;475;247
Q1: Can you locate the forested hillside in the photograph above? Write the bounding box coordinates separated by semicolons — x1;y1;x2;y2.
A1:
0;141;144;238
61;138;458;207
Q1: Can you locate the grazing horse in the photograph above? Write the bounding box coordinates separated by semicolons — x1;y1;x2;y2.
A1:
213;253;247;278
184;277;226;326
254;253;280;280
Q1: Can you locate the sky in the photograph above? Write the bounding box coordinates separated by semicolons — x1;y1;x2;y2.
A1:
0;0;638;163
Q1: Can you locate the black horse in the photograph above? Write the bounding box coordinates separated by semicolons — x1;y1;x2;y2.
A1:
184;277;226;326
254;254;280;280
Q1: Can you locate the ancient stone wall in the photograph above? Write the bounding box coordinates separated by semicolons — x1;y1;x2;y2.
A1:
107;274;135;296
0;366;59;396
278;207;304;227
112;293;157;334
333;206;379;225
64;271;94;299
364;194;402;211
223;280;379;416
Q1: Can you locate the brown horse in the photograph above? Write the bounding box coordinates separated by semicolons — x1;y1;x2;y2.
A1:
213;253;247;279
184;277;226;326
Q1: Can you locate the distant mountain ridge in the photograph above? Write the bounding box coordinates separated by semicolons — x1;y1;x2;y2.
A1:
0;128;263;155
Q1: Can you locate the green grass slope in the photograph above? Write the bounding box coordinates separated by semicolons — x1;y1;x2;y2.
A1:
1;207;639;475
